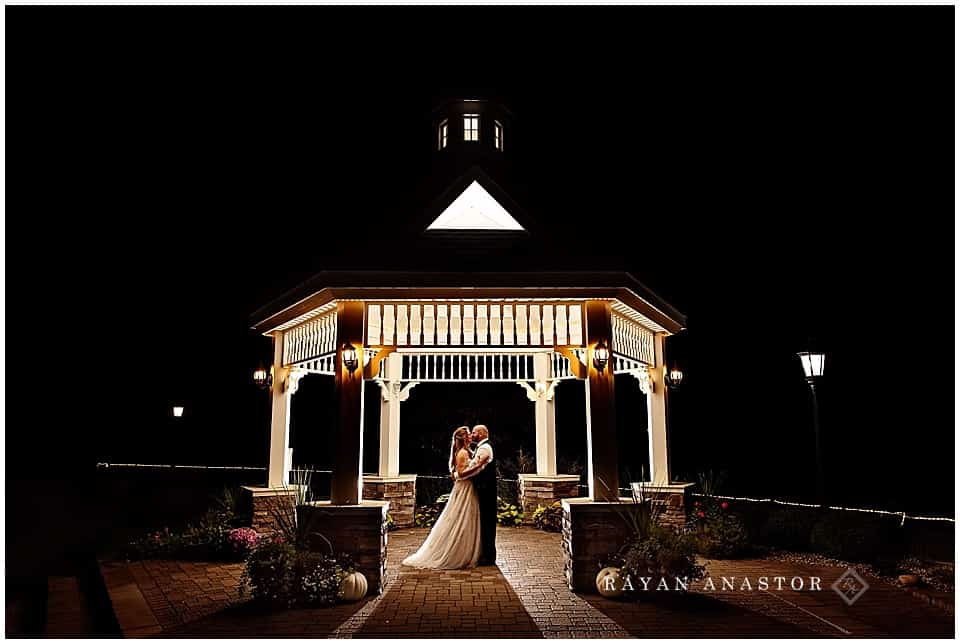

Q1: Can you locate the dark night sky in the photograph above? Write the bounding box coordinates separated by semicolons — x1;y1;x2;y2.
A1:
6;8;954;513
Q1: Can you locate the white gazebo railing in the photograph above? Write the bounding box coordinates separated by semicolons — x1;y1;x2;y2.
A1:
612;313;655;366
365;301;584;348
282;310;337;367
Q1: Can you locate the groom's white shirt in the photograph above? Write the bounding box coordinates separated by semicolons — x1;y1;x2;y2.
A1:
457;439;493;480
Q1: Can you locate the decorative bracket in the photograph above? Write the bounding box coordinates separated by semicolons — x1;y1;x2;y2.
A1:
628;368;653;395
399;381;419;402
517;380;558;402
286;367;309;396
377;380;420;402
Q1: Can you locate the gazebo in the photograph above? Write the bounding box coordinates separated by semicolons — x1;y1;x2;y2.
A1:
245;99;689;594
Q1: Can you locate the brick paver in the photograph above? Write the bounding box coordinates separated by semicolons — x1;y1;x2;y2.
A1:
102;527;954;638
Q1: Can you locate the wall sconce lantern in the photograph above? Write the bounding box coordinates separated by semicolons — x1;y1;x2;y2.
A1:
796;351;826;385
665;363;684;389
593;339;610;372
172;406;184;418
253;363;273;390
341;343;359;373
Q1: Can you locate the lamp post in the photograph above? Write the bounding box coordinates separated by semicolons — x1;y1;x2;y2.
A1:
797;350;826;505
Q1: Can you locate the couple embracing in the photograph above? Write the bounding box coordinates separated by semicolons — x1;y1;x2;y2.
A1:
402;424;498;569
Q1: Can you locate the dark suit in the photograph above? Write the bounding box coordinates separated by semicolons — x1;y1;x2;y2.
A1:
469;439;497;565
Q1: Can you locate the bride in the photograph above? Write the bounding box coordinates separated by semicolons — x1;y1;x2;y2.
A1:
401;426;482;569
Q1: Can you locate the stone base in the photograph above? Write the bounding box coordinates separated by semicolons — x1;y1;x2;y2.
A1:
518;474;581;524
240;486;300;536
562;484;693;593
297;501;389;596
362;475;417;528
630;482;693;532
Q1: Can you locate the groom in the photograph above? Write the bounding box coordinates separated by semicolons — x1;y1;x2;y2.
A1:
454;424;497;566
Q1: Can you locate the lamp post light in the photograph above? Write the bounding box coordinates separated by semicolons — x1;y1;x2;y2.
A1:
797;350;826;505
172;405;184;418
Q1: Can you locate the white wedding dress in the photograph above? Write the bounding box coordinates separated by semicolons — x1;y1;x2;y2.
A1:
401;463;482;569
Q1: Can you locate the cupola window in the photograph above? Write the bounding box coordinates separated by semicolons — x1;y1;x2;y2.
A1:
463;114;479;142
438;119;448;150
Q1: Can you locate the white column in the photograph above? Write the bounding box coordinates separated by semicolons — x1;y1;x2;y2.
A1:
267;332;293;488
647;333;670;486
533;353;557;476
378;354;402;477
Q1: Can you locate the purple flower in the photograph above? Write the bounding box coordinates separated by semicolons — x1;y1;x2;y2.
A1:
227;527;259;553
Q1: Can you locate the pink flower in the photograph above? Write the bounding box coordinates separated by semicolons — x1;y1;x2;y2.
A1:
697;511;705;518
721;502;729;510
693;501;700;507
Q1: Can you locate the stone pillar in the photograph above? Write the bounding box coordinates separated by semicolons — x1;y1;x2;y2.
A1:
518;474;580;523
266;333;292;489
240;486;299;535
297;501;389;596
630;482;692;532
362;475;417;527
331;301;365;505
561;484;692;592
647;333;671;486
584;300;619;501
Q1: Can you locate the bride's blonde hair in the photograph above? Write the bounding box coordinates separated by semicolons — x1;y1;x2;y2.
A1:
448;426;471;473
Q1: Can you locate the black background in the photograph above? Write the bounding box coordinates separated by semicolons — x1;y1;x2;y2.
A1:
6;8;954;513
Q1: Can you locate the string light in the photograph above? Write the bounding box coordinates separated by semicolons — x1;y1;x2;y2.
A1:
93;465;953;526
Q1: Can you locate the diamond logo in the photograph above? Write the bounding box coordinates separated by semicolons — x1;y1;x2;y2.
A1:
831;567;869;606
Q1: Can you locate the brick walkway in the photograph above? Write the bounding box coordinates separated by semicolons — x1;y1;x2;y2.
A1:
100;527;954;638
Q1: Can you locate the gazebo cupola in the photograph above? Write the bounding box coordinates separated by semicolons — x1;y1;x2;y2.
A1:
433;98;512;159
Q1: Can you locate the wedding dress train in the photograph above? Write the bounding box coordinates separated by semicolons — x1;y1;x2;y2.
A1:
401;478;482;569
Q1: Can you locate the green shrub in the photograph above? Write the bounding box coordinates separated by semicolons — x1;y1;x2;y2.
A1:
239;536;350;608
124;488;248;562
126;527;185;560
414;493;449;528
532;502;564;533
497;496;523;526
686;499;750;558
292;551;347;607
240;537;297;606
620;524;706;590
809;513;904;563
756;506;821;551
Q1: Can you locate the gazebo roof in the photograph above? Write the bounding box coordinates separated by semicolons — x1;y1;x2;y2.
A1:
250;270;686;335
250;98;686;338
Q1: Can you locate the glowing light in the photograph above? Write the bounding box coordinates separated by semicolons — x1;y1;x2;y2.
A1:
426;181;524;231
797;351;825;380
593;339;610;372
438;119;448;150
463;114;479;142
341;343;359;372
253;363;272;389
173;406;184;418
